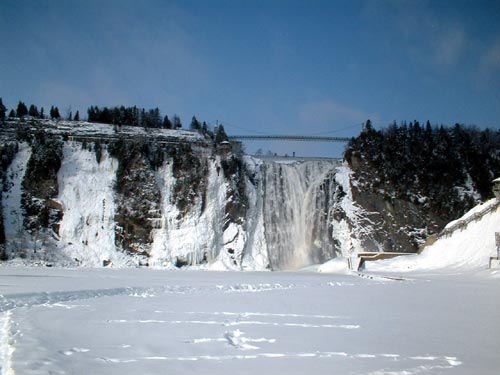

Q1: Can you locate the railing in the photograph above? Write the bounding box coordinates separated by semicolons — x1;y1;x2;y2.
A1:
350;201;500;271
438;199;500;239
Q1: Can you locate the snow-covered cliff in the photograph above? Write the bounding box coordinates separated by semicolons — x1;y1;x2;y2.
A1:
0;121;383;270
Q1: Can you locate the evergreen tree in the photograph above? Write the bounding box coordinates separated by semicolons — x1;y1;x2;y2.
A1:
112;107;121;125
132;106;140;127
40;107;45;119
214;124;228;143
162;115;172;129
8;109;15;118
143;108;161;128
16;101;28;118
100;107;112;123
87;106;95;122
202;121;210;136
74;110;80;121
50;106;61;119
364;119;372;132
28;104;39;118
190;116;201;131
346;121;500;220
0;98;6;121
67;111;73;121
173;115;182;129
152;108;161;128
138;108;145;127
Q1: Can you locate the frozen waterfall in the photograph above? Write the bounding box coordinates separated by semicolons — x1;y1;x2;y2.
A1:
261;159;344;270
1;139;360;270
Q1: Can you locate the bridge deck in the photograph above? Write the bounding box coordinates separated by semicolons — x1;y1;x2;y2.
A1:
228;135;351;142
249;154;342;162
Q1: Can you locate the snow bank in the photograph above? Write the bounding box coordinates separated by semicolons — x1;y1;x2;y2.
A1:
317;257;350;273
365;198;500;273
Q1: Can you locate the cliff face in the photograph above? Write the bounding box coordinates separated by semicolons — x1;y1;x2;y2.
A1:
343;123;500;253
0;142;18;259
0;120;269;268
345;152;472;253
1;120;477;269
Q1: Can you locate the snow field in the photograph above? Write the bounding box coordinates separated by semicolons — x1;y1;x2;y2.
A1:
1;267;498;374
0;311;14;375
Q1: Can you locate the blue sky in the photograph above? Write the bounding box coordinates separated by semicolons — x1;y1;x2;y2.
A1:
1;0;500;157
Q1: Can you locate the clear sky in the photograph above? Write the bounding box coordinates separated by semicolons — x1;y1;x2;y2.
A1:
1;0;500;157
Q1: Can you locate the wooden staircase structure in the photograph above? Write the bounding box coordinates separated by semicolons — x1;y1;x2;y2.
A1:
349;199;500;271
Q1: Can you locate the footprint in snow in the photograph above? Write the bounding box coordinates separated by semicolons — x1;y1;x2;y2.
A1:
61;347;90;356
224;330;259;350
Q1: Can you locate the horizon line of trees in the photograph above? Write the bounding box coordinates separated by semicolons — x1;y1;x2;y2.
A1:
0;98;80;121
86;105;228;142
0;98;229;143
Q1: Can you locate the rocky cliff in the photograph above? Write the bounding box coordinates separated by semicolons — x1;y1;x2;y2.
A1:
1;119;486;269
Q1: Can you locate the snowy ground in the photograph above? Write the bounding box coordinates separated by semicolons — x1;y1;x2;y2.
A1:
1;267;499;375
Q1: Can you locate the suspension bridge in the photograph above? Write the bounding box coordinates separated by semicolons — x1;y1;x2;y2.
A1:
228;135;351;142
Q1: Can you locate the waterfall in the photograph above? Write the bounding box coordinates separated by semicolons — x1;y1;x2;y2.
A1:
261;160;342;270
1;136;358;270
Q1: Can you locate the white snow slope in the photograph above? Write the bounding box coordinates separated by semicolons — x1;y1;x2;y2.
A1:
365;198;500;273
0;267;499;374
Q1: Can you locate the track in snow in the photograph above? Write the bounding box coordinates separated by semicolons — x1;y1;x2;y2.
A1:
1;268;498;374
